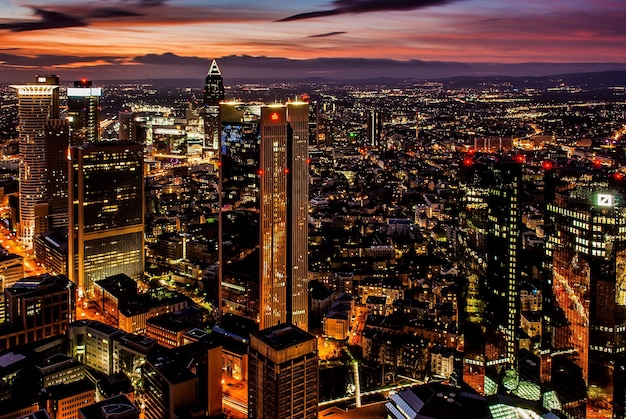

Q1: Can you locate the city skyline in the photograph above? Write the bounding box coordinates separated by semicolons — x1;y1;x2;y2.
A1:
1;0;625;83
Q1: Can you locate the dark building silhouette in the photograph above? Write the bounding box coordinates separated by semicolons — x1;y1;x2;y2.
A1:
67;79;101;145
458;154;523;395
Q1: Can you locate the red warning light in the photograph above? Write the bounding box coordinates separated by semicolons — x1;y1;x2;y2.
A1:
306;158;311;165
542;161;553;170
257;169;264;176
270;112;279;121
463;157;473;167
284;168;290;175
614;172;624;181
515;154;525;163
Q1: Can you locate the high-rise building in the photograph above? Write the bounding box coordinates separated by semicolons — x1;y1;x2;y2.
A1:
542;165;626;418
202;60;225;150
366;109;382;148
68;142;144;298
219;102;262;321
458;154;522;395
67;79;101;145
11;75;62;246
218;102;309;331
45;118;71;228
248;323;318;419
259;103;309;331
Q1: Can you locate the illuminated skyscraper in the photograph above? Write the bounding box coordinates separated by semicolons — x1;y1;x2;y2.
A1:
542;165;626;419
259;103;309;331
202;60;225;150
12;75;62;246
67;79;101;145
218;101;309;331
248;323;318;419
68;142;144;297
459;154;522;395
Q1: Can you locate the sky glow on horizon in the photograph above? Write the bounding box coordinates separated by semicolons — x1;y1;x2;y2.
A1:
1;0;625;82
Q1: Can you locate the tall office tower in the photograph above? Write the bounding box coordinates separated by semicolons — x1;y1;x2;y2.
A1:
259;103;309;331
219;102;262;321
458;154;522;395
67;79;101;145
68;142;144;298
45;118;71;228
366;109;382;148
248;323;318;419
202;60;225;150
11;75;61;246
218;102;309;331
542;165;626;419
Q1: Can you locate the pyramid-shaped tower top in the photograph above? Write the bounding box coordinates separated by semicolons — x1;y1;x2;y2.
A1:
207;60;221;76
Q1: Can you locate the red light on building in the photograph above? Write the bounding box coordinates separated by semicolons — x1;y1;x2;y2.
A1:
284;168;290;174
258;169;264;176
306;158;311;165
542;161;553;170
271;112;279;121
614;172;624;181
515;155;525;163
463;157;473;167
593;160;602;167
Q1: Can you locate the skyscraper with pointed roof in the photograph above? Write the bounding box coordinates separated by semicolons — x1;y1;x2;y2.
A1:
202;60;225;150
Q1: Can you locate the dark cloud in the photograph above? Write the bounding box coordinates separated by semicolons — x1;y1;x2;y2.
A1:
86;8;142;19
307;31;347;38
278;0;460;22
0;8;87;32
0;52;121;67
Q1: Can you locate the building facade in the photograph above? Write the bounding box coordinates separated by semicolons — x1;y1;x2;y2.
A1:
11;75;62;246
458;154;522;395
259;103;309;331
543;166;626;418
202;60;225;150
68;141;144;297
248;323;318;419
67;79;101;145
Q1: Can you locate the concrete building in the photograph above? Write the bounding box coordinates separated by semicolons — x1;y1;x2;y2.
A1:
248;323;318;419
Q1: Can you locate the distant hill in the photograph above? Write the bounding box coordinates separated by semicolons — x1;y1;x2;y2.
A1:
113;70;626;91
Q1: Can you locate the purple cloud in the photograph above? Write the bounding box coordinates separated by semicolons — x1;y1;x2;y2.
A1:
278;0;460;21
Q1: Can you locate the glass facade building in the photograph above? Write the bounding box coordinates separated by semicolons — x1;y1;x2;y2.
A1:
459;155;522;395
67;79;101;145
68;142;144;297
543;167;626;418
